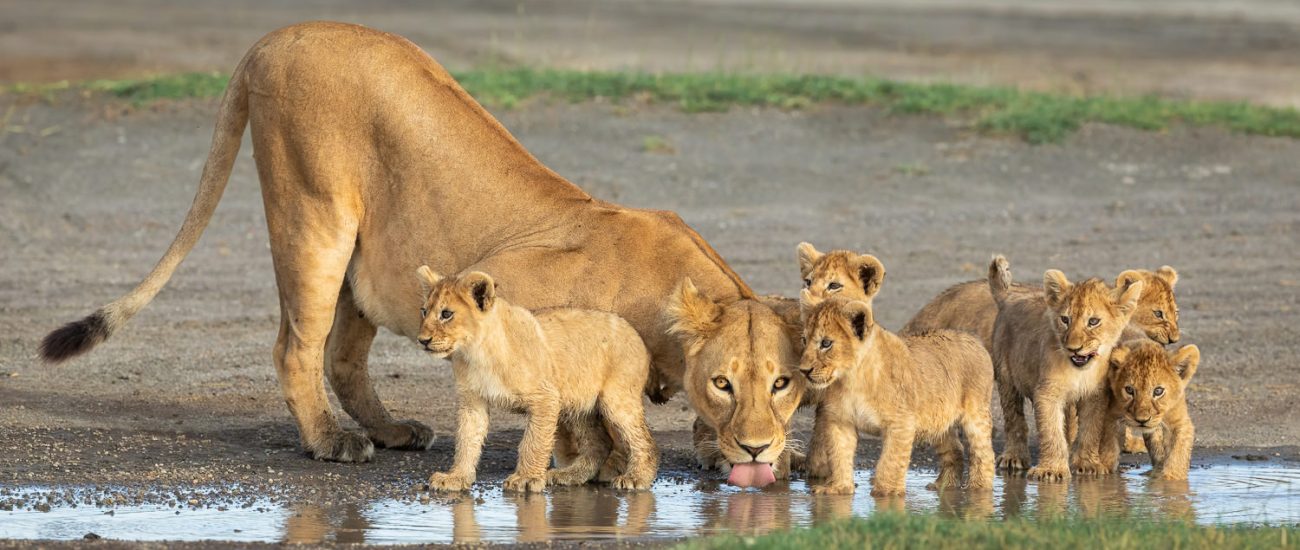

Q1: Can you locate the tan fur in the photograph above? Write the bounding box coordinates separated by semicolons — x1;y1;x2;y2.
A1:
796;242;886;306
666;279;805;479
991;260;1144;482
39;22;761;463
799;292;994;496
1106;341;1200;480
416;269;657;492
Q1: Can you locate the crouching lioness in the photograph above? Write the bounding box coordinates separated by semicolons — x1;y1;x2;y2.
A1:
799;292;995;497
416;267;658;492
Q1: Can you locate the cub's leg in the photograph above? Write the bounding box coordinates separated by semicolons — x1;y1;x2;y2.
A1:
429;388;489;492
996;373;1031;471
871;421;917;497
504;394;561;493
805;403;833;480
1144;426;1169;474
1121;427;1148;454
693;418;729;471
547;414;608;487
552;421;579;470
811;416;858;495
961;402;996;491
927;427;964;491
598;386;659;490
1064;403;1079;444
1071;392;1119;475
1157;423;1193;481
1027;386;1071;482
327;283;434;450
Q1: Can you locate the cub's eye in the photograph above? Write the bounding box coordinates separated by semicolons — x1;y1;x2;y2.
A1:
420;307;428;318
827;282;843;291
1088;317;1101;327
440;309;454;321
819;338;833;351
1153;386;1165;397
1124;385;1135;396
803;278;812;288
1060;316;1070;326
772;376;790;392
712;377;732;392
1154;310;1165;320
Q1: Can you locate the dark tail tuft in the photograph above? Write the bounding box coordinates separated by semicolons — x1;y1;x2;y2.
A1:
40;311;110;363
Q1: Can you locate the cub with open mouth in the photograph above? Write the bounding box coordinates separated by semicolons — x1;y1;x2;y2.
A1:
987;255;1144;482
416;267;658;492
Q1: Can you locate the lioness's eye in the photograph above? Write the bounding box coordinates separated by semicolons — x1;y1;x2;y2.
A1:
828;282;843;291
803;279;812;288
772;376;790;392
819;338;833;351
1087;317;1100;327
1154;310;1165;320
420;307;428;318
440;309;454;321
1153;386;1165;397
712;377;732;392
1060;316;1070;326
1124;385;1135;396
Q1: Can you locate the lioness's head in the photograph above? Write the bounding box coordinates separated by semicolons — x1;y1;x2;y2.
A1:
1117;267;1181;345
666;278;804;469
795;242;885;305
1043;270;1143;369
797;292;875;389
1108;340;1199;432
415;266;497;358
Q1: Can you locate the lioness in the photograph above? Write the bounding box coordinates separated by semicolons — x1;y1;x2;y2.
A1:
415;268;657;492
1106;340;1200;480
990;256;1143;481
665;278;804;488
798;293;995;496
38;22;788;464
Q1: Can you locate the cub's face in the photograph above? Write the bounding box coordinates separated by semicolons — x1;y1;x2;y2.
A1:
666;279;804;468
1119;267;1181;345
795;242;886;305
1108;341;1199;432
798;292;874;390
414;267;496;358
1043;271;1143;369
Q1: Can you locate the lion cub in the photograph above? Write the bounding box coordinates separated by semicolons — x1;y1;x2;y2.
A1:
989;256;1143;481
796;242;886;305
1106;340;1200;480
799;292;995;497
416;267;658;492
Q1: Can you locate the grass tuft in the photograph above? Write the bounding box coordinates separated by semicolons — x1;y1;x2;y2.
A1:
5;69;1299;143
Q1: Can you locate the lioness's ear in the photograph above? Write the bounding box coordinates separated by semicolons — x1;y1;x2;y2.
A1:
1171;344;1200;384
416;265;443;295
1116;270;1144;294
855;254;886;301
460;271;496;312
841;300;874;341
797;242;823;278
1043;270;1072;307
665;278;723;355
1115;279;1144;317
1157;266;1179;289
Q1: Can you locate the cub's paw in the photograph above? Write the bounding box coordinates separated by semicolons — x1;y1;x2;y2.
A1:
547;467;595;487
788;449;808;472
926;468;962;491
697;455;731;472
610;474;653;491
1157;470;1188;482
1027;465;1071;482
310;430;375;463
503;473;547;493
1072;458;1115;476
996;452;1029;472
428;471;474;492
869;484;906;498
811;482;855;496
371;419;435;451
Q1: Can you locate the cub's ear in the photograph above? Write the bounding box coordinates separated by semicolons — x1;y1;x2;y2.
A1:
840;300;874;341
1157;265;1179;289
460;271;497;312
1114;279;1144;317
1171;344;1200;385
1108;344;1130;368
666;278;723;356
416;265;443;295
1116;270;1144;294
854;254;886;302
798;288;823;324
797;242;823;278
1043;270;1072;308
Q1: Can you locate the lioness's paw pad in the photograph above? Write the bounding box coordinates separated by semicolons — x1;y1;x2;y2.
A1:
311;430;375;463
503;473;546;493
428;472;473;492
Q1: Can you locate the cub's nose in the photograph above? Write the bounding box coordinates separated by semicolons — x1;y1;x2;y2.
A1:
736;439;771;460
1135;417;1151;426
799;368;814;380
418;337;432;347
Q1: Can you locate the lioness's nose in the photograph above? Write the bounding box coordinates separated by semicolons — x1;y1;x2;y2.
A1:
418;337;432;347
736;439;770;460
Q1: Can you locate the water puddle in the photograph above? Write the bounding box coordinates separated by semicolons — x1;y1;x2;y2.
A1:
3;464;1299;544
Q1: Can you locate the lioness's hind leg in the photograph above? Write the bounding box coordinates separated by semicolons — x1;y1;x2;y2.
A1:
327;284;434;450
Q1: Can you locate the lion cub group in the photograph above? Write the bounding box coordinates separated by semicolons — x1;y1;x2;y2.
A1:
797;243;1199;496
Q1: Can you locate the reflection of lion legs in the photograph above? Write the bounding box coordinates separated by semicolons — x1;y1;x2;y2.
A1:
327;284;434;450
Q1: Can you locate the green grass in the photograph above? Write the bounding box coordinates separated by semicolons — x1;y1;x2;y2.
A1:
682;514;1299;550
6;69;1300;143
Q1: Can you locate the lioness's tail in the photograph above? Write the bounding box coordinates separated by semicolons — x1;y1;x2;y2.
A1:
987;254;1012;308
40;60;251;363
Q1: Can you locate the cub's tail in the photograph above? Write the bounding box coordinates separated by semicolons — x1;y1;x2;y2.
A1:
988;254;1012;308
40;58;251;363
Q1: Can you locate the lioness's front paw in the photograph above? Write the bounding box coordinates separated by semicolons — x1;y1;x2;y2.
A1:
428;471;474;492
1027;464;1071;482
371;419;435;450
309;430;375;463
996;452;1030;471
503;473;547;493
812;482;855;495
788;450;808;472
610;473;653;491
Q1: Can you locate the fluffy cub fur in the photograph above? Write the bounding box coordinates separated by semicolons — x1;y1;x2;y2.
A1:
1106;340;1200;480
989;256;1143;481
799;292;994;496
416;267;658;492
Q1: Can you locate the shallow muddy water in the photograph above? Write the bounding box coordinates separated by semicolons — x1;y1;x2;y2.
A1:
3;464;1298;544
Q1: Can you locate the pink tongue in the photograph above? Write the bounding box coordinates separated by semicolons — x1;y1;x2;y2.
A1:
727;463;777;488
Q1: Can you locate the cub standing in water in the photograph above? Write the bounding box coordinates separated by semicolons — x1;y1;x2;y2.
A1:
988;256;1143;481
799;291;995;496
1106;340;1201;480
415;267;658;492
